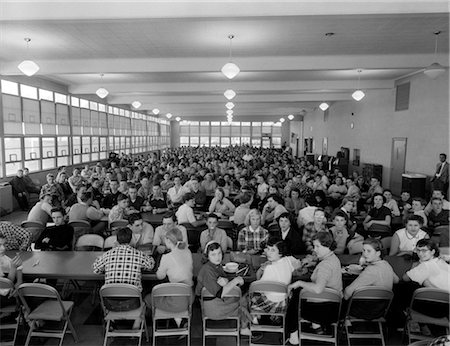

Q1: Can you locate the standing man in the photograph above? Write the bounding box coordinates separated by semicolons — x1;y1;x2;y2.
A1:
10;169;30;211
431;153;449;197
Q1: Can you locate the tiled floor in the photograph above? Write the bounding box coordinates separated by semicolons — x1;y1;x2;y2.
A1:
2;209;408;345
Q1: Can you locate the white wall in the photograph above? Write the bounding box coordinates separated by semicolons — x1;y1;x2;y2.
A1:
302;71;449;187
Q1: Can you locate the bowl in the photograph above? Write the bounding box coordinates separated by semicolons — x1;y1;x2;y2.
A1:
224;262;239;273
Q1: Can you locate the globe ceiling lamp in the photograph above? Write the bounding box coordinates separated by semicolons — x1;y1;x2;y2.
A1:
132;101;141;109
224;89;236;100
152;108;160;115
352;69;365;101
221;35;240;79
288;114;294;120
166;113;173;119
17;38;40;76
96;74;109;99
424;31;446;79
225;102;235;110
319;102;329;111
226;110;233;116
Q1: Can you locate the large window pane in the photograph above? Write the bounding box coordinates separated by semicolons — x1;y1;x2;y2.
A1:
72;136;81;155
100;137;107;152
82;137;91;153
24;160;39;172
57;156;69;167
6;162;21;176
231;137;241;145
24;137;40;160
4;138;22;162
190;137;199;146
241;137;250;145
42;158;56;170
252;138;261;147
57;137;69;156
210;137;220;146
220;137;230;147
1;80;19;95
20;84;38;99
180;137;189;146
200;137;209;147
91;137;99;152
42;137;56;157
272;137;281;148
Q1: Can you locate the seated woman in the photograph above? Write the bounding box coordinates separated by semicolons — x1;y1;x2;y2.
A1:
145;227;193;327
0;234;23;307
237;209;269;255
195;241;249;333
344;238;399;300
403;239;449;292
327;177;348;207
286;232;342;343
208;188;236;217
389;215;428;257
333;197;357;233
329;211;350;255
362;193;392;235
277;212;305;256
250;237;301;323
284;188;305;217
383;189;400;217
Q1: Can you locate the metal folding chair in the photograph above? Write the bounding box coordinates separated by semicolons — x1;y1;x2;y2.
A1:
17;283;78;346
405;287;449;343
21;220;45;243
74;233;104;251
99;283;149;346
299;288;342;346
0;278;21;346
344;286;394;346
201;286;241;346
151;283;193;346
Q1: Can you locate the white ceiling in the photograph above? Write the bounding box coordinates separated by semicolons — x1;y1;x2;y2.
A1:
0;1;449;120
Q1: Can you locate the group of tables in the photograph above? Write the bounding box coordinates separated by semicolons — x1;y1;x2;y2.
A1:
7;249;413;285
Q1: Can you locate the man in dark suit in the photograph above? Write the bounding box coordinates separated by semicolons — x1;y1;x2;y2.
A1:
431;153;449;197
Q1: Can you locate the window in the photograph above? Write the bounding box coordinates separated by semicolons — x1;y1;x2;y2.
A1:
1;80;19;95
220;137;230;147
4;138;22;163
241;137;250;145
57;136;69;167
231;137;241;145
24;137;40;160
180;137;189;146
190;137;199;146
210;137;220;146
73;136;81;164
42;137;56;158
71;96;79;107
20;84;38;99
80;98;89;109
252;138;261;147
200;137;209;146
89;101;98;111
39;88;53;101
54;93;67;104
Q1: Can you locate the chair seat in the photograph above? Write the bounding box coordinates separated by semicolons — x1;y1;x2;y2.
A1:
105;306;145;320
28;300;73;321
251;324;283;332
347;316;386;323
1;305;17;314
154;308;188;319
409;310;449;326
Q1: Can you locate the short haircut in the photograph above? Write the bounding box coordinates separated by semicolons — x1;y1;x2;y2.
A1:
372;192;386;203
340;197;354;207
412;197;426;206
80;191;92;202
128;183;136;189
203;241;222;262
406;214;424;225
289;187;300;197
277;212;292;225
117;193;128;202
416;239;440;257
371;176;380;182
363;238;384;258
239;192;252;204
128;213;143;225
267;193;284;205
305;177;314;183
117;227;132;244
244;209;261;227
440;153;447;159
50;207;65;216
163;211;177;223
266;237;288;257
46;173;54;178
431;197;443;204
312;231;336;251
333;211;347;220
207;213;219;221
183;192;194;203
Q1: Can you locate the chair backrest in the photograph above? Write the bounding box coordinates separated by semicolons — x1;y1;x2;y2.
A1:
217;220;234;230
75;234;104;251
152;283;193;300
68;220;91;228
249;280;288;295
0;277;14;291
110;220;128;229
17;283;64;316
409;287;450;310
99;283;143;314
201;286;241;318
299;287;342;304
346;286;393;319
103;235;118;250
21;221;45;229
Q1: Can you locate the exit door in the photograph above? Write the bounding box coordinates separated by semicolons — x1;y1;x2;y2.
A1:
390;138;407;196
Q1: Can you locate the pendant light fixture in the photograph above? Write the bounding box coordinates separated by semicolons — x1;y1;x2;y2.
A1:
175;116;181;122
352;69;365;101
131;101;141;109
221;35;240;79
166;113;173;119
225;102;235;110
424;31;446;79
96;74;109;99
279;117;285;123
288;114;294;120
152;108;160;115
18;38;40;76
226;110;233;116
319;102;329;111
224;89;236;100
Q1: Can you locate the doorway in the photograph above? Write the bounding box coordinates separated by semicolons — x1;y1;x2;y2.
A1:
262;136;271;148
390;138;407;196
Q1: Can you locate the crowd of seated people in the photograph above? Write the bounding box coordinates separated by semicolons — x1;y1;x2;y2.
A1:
1;146;449;343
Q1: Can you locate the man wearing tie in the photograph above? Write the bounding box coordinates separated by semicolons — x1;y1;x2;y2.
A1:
432;153;449;196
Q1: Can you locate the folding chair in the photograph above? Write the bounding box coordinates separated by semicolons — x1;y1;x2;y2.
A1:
17;283;78;346
344;286;394;346
151;283;193;346
99;283;149;346
21;220;45;243
201;286;241;346
299;288;342;346
110;220;129;232
75;233;104;251
432;226;449;247
0;278;20;346
380;236;392;256
248;281;288;346
103;235;118;251
405;287;449;343
68;220;93;248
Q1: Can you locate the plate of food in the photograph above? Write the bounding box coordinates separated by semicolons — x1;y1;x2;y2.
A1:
343;264;364;275
223;262;239;273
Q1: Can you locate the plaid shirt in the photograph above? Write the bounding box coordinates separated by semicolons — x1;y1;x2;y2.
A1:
237;226;268;252
93;244;155;291
0;222;32;251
